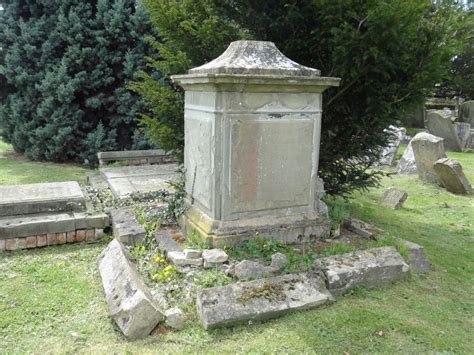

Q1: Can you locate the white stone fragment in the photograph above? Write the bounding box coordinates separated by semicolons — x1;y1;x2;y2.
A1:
165;307;186;330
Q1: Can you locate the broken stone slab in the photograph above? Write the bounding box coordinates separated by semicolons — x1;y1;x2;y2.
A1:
196;272;334;329
232;260;274;281
380;187;408;210
396;140;417;175
183;249;202;259
343;218;378;239
110;208;146;245
411;132;447;183
98;239;165;339
98;149;175;167
433;158;472;195
400;240;431;273
202;249;228;268
167;251;203;266
314;246;410;297
164;307;186;330
374;125;406;169
454;122;471;150
154;227;183;254
0;181;86;217
425;110;462;151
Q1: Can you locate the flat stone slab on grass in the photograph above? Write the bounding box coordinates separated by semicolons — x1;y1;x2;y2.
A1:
314;246;410;297
433;158;472;195
196;272;333;329
110;208;146;245
0;181;85;217
100;164;179;199
98;239;165;339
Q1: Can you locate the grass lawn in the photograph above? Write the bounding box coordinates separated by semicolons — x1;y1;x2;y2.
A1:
0;140;88;185
0;145;473;353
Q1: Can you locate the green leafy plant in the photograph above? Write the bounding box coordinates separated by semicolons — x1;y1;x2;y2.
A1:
326;198;351;234
226;235;287;262
193;268;231;289
184;229;210;250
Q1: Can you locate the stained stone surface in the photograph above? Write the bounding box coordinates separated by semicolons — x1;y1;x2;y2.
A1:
401;240;431;273
196;272;333;329
459;100;474;125
100;164;179;199
454;122;472;150
154;227;184;254
380;187;408;210
98;239;165;339
411;132;447;183
425;110;462;151
433;158;472;195
314;246;410;297
0;181;85;217
173;40;339;246
110;208;146;245
396;140;417;175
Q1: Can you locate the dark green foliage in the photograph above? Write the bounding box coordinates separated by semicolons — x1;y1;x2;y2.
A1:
136;0;462;195
0;0;153;166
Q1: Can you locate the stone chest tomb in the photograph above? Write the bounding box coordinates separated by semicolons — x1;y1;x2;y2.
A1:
172;40;340;246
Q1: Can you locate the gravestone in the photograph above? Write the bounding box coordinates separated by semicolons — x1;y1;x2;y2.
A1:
411;132;447;183
459;100;474;125
454;122;471;149
396;140;417;175
380;187;408;209
425;110;462;151
172;40;340;246
433;158;472;195
375;125;406;169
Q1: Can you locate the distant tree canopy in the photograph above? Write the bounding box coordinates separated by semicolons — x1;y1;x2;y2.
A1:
134;0;464;195
0;0;154;166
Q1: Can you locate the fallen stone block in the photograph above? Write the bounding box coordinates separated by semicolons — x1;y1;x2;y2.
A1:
232;260;273;281
411;132;447;183
165;307;186;330
380;187;408;210
110;208;146;245
343;218;377;239
183;248;202;259
433;158;472;195
167;251;203;266
270;252;288;270
196;272;334;329
202;249;228;268
400;240;431;273
98;239;165;339
314;246;410;297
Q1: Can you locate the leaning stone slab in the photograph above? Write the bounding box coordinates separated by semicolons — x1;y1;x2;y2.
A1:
425;110;462;151
98;239;165;339
314;246;410;297
380;187;408;210
400;240;431;273
0;181;86;217
411;132;447;183
459;100;474;125
433;158;472;195
396;140;417;175
110;208;146;245
454;122;471;150
196;272;333;329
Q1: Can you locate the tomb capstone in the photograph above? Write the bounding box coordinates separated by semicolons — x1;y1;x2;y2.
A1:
172;40;340;246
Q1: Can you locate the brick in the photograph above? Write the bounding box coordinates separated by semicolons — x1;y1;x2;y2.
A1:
47;233;58;246
5;238;17;251
57;232;67;244
17;238;27;249
86;229;96;242
0;239;5;251
75;230;86;242
26;236;37;249
66;231;76;243
37;234;47;247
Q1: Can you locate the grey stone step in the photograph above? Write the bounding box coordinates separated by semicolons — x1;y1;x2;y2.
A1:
0;181;86;217
196;272;333;329
0;211;109;240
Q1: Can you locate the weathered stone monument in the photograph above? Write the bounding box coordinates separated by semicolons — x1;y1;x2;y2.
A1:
172;40;340;246
425;110;462;151
411;132;447;183
433;158;472;195
459;100;474;125
454;122;472;150
396;140;417;175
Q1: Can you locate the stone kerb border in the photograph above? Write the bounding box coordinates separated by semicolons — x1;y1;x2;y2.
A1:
98;149;175;167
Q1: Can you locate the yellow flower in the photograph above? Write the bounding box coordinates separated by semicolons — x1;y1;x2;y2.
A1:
165;265;173;271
